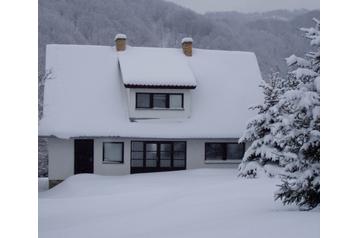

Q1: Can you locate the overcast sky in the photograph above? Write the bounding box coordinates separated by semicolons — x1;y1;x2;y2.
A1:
165;0;320;13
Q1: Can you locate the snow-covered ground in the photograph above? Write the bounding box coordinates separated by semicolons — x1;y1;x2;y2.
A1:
38;169;319;238
38;177;49;192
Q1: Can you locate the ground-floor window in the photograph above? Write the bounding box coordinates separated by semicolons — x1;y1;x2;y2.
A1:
131;141;186;173
103;142;124;164
205;142;245;161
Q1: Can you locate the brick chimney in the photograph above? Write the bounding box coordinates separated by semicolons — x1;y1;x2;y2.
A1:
181;37;193;56
115;33;127;51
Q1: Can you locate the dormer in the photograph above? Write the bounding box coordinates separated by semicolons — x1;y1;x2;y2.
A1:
115;34;197;121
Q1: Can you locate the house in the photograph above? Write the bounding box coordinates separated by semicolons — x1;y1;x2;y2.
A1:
39;34;263;188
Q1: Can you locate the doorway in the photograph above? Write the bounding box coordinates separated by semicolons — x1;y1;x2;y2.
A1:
74;139;94;174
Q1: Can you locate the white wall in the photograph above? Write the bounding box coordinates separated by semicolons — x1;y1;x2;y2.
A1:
47;137;241;180
47;138;74;180
93;138;131;176
48;138;132;180
127;88;192;120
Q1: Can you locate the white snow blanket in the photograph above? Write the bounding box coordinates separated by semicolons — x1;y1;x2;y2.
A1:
39;169;319;238
38;178;49;192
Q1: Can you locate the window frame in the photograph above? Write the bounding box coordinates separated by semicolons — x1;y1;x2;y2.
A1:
135;93;152;109
130;141;187;170
204;142;245;162
135;93;184;110
102;142;124;164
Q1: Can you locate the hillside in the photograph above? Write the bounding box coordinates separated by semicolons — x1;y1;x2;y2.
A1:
39;0;319;78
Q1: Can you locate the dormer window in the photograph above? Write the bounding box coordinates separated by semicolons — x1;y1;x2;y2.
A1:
136;93;184;109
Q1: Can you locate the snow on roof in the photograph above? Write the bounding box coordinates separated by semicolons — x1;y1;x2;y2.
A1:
181;37;193;44
39;44;263;139
114;33;127;40
117;46;197;87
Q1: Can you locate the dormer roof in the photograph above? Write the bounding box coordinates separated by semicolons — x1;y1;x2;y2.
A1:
118;46;197;89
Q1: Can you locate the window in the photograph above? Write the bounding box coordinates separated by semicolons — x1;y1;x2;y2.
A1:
169;94;183;109
103;142;124;163
205;143;245;161
153;94;167;108
136;93;151;108
135;93;183;109
131;141;144;167
131;141;186;169
173;142;186;168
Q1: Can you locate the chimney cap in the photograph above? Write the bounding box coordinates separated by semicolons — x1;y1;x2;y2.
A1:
114;33;127;41
181;37;193;44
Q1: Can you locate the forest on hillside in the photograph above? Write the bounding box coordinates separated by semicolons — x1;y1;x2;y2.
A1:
39;0;319;78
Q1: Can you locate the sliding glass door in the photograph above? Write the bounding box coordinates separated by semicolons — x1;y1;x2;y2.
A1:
131;141;186;173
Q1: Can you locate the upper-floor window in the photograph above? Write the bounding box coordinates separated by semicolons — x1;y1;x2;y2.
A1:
136;93;184;109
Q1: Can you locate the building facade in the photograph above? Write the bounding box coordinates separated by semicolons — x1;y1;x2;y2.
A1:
39;34;263;187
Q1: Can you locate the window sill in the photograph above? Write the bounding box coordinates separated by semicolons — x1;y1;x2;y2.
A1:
204;160;241;164
102;161;124;165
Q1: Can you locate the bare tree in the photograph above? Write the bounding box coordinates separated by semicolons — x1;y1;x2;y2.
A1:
38;70;52;120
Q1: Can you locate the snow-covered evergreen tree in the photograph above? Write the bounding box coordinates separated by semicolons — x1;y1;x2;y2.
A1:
238;72;286;177
274;19;320;210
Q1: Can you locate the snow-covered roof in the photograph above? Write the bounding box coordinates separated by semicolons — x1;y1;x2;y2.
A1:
39;44;263;139
118;47;197;88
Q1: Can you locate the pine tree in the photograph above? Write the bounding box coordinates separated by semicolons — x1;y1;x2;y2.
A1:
238;72;286;177
274;19;320;210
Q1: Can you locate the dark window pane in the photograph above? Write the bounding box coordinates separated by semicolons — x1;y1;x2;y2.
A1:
205;143;224;160
160;152;171;160
173;151;185;160
131;151;143;160
103;142;123;163
146;143;157;151
160;143;172;152
160;160;171;167
137;93;151;108
174;142;185;152
169;94;183;108
226;144;239;160
153;94;167;108
173;160;185;168
132;142;144;151
226;143;245;160
146;152;157;160
131;160;143;167
146;160;156;167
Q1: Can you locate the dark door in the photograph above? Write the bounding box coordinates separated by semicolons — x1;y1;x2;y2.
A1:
74;139;94;174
